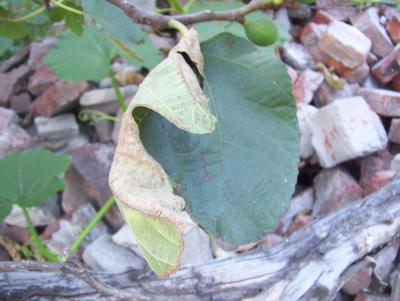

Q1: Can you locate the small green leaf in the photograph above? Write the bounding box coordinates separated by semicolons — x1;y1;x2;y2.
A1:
44;26;115;81
0;21;30;39
0;149;70;222
82;0;145;44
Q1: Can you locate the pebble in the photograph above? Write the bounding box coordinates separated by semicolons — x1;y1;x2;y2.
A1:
358;87;400;117
297;104;318;159
34;114;79;140
83;235;146;273
79;85;137;107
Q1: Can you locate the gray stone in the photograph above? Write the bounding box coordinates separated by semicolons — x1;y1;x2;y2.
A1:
112;224;143;256
0;125;31;158
310;97;387;168
319;21;371;68
297;104;318;159
280;42;314;70
9;93;31;114
0;107;19;131
0;65;30;106
181;224;213;267
70;143;122;230
80;85;137;107
351;7;393;58
83;235;146;272
372;239;400;284
277;188;314;235
34;114;79;140
94;120;113;143
313;168;363;215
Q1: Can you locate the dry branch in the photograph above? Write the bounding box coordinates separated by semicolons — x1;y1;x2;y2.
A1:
107;0;274;30
1;176;400;301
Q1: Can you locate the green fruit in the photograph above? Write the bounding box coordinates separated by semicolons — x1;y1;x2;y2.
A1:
244;19;279;47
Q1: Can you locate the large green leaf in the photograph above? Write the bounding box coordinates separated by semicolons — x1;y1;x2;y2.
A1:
82;0;145;44
140;33;299;245
0;149;70;223
118;36;162;70
44;26;115;81
0;21;30;39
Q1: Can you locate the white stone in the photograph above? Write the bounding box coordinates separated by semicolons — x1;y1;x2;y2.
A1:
83;235;146;272
4;197;59;227
297;104;318;159
0;125;31;158
319;21;371;68
351;7;393;57
79;85;138;107
34;114;79;140
310;96;387;168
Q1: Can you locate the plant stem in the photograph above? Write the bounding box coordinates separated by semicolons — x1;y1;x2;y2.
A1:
68;197;116;254
168;19;189;35
50;0;83;15
0;6;46;22
22;207;61;262
110;72;127;112
183;0;196;13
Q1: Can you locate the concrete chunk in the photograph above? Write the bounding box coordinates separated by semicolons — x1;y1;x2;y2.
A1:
310;96;387;167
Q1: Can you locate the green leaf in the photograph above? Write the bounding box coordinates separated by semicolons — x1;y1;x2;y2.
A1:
0;21;30;39
0;37;13;56
117;36;162;69
140;33;299;245
82;0;145;44
0;149;70;222
44;26;115;81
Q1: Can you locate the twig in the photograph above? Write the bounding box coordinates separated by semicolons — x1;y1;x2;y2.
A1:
107;0;275;31
2;177;400;300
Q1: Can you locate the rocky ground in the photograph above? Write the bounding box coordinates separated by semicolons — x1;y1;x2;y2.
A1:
1;1;400;301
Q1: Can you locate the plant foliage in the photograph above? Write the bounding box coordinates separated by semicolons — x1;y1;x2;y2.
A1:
0;149;70;223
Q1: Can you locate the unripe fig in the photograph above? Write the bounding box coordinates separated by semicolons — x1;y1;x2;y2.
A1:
244;19;279;46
